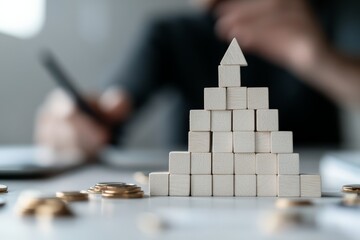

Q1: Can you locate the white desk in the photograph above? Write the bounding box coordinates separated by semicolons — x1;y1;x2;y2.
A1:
0;149;356;240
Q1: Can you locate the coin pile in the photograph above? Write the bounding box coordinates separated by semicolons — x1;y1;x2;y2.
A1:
0;184;8;193
276;198;313;209
56;191;88;202
87;182;144;199
16;193;73;217
341;184;360;206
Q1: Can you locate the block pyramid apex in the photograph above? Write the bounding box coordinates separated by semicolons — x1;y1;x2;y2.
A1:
220;38;248;66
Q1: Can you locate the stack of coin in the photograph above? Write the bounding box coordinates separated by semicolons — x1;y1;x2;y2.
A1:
275;198;313;209
87;182;144;198
56;191;88;202
341;184;360;206
0;185;8;193
16;194;72;217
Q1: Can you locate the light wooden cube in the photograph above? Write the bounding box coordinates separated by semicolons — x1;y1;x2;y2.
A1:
256;153;277;174
190;110;210;131
212;153;234;174
227;87;247;109
149;172;169;196
218;65;241;87
271;131;293;153
211;110;232;131
278;153;299;174
278;175;300;197
233;131;255;153
204;88;226;110
212;132;233;152
235;175;256;196
233;110;255;131
234;153;255;174
255;132;271;153
257;175;277;197
213;175;234;196
247;87;269;109
169;175;190;196
191;153;211;174
188;131;211;153
169;151;190;174
256;109;278;131
191;175;212;196
300;175;321;197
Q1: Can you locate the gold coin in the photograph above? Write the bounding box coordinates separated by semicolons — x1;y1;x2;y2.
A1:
103;187;141;194
102;191;144;199
342;184;360;193
276;198;313;209
0;185;8;193
96;182;126;187
56;191;88;201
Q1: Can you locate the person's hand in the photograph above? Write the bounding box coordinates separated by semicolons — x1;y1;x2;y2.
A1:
35;88;132;160
215;0;329;76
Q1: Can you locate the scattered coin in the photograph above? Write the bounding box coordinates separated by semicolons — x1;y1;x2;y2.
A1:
0;185;8;193
342;184;360;194
137;212;166;235
56;191;88;202
0;197;5;207
134;172;149;185
275;198;313;209
16;192;73;217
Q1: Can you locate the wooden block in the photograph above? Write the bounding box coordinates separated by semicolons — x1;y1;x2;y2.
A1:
257;175;277;197
220;38;248;66
211;110;232;131
190;110;210;131
213;175;234;196
256;109;279;131
255;132;271;153
149;172;169;196
233;110;254;131
191;153;212;174
278;175;300;197
234;153;255;174
204;88;226;110
212;153;234;174
169;175;190;196
233;131;255;153
278;153;299;174
188;131;211;153
227;87;247;110
235;175;256;196
212;132;233;152
218;65;241;87
256;153;277;174
300;175;321;197
247;88;269;109
271;131;293;153
169;151;190;174
191;175;212;196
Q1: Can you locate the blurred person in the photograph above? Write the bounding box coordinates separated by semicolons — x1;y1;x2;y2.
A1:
35;0;360;158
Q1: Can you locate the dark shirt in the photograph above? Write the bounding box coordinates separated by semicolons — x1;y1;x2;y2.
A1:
110;8;343;147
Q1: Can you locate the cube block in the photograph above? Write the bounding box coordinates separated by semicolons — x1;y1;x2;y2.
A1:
190;110;210;131
234;153;256;174
149;172;169;196
212;153;234;174
188;132;211;153
227;87;247;109
300;175;321;197
204;88;226;110
218;65;241;87
256;153;277;174
233;131;255;153
271;131;293;153
211;110;232;132
278;175;300;197
257;175;277;197
255;132;271;153
278;153;300;174
235;175;256;196
247;88;269;109
169;151;190;174
191;175;212;196
232;110;255;131
212;132;233;152
256;109;279;131
191;153;212;174
213;175;234;196
169;175;190;196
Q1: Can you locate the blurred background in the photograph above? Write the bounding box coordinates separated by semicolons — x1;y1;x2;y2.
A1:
0;0;360;149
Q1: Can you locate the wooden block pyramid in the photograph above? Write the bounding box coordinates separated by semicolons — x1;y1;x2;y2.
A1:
149;38;321;197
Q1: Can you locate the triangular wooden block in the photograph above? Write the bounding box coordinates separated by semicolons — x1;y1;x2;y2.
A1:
220;38;247;66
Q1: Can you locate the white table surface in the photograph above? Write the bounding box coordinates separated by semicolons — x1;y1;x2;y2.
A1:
0;148;357;240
